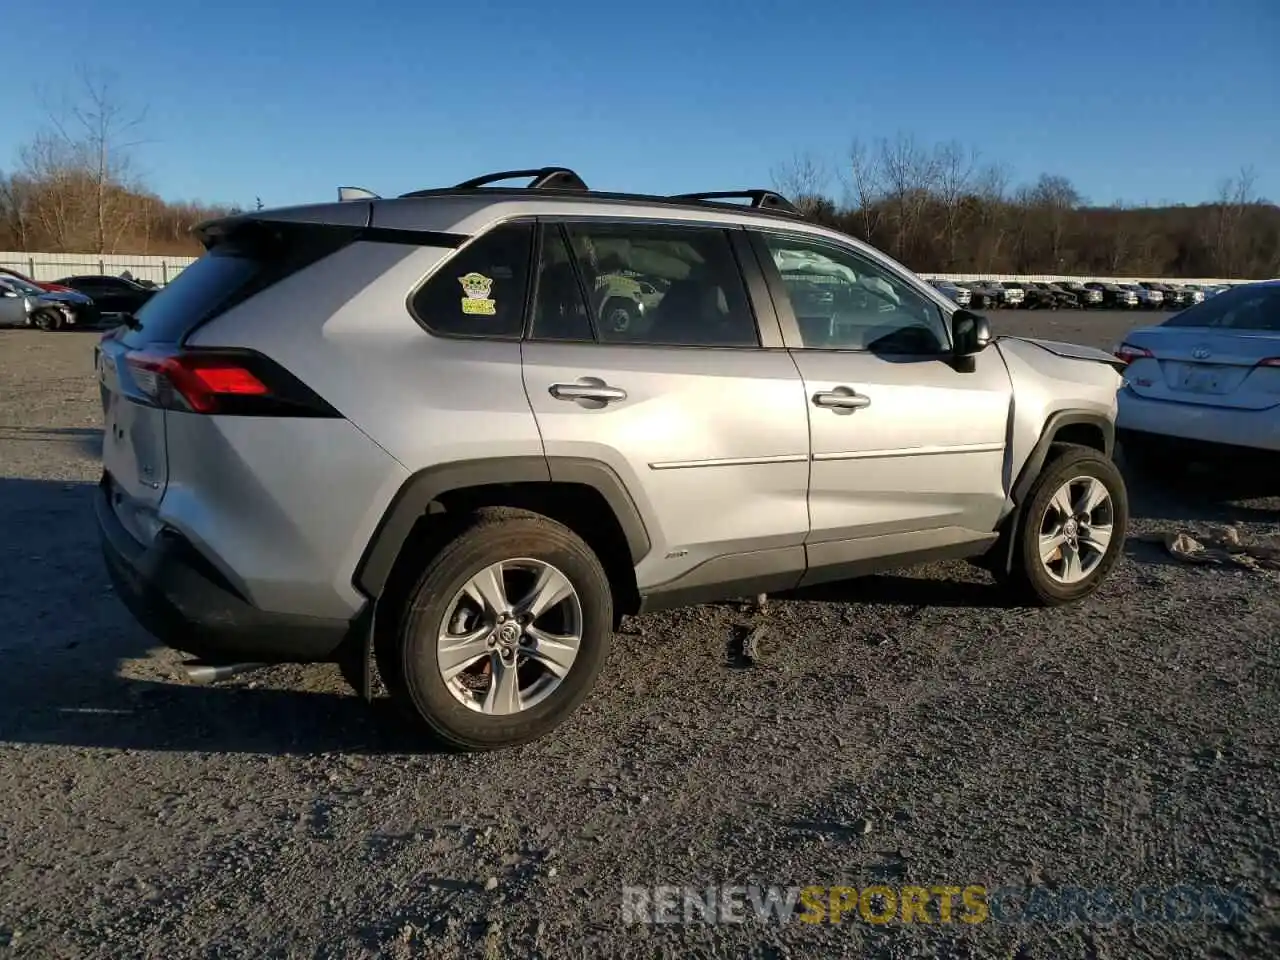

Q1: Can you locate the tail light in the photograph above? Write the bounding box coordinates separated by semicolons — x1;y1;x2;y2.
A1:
1113;343;1154;364
123;348;340;417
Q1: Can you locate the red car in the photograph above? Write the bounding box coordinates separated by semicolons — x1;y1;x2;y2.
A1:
0;267;74;293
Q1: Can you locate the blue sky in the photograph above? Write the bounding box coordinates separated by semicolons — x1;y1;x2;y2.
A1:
2;0;1276;210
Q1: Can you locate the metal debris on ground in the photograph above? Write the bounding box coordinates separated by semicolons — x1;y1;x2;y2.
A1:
741;625;769;665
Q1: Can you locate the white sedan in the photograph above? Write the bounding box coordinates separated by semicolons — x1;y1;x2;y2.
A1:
1115;280;1280;458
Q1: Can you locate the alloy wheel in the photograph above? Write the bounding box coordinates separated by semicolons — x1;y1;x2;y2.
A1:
1038;475;1115;584
436;558;583;715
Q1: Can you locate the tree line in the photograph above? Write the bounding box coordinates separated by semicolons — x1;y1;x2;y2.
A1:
0;73;237;257
1;77;1276;279
773;139;1278;279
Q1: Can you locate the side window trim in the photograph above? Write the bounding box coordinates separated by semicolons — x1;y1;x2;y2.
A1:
558;221;605;343
523;219;600;343
533;216;777;350
518;217;544;340
728;229;785;349
747;229;954;354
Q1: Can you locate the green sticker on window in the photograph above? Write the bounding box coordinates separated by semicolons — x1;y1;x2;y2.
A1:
458;272;497;316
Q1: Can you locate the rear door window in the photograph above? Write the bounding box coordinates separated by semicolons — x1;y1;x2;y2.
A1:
552;221;759;347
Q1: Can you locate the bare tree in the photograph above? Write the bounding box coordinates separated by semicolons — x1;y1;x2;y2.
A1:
26;68;149;254
0;173;34;250
16;132;84;250
840;138;884;244
769;151;830;217
1212;165;1258;277
933;141;978;269
972;162;1011;270
1104;203;1133;274
878;134;939;260
1029;173;1082;270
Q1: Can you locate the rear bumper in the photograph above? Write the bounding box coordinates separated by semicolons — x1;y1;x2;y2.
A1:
1117;388;1280;453
96;475;361;663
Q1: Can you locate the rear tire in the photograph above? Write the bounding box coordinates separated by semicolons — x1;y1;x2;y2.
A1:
1005;444;1129;606
380;507;613;751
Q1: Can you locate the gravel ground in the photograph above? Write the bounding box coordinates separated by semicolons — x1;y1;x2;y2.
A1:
1;313;1278;959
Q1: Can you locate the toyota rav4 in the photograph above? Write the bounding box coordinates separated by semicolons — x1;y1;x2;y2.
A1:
95;166;1130;751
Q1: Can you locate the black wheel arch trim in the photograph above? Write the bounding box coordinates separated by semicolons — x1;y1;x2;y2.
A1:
991;410;1116;577
354;456;652;598
1010;410;1115;506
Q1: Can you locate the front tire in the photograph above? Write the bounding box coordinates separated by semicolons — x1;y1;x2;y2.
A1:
32;310;62;331
381;507;614;751
1006;444;1129;606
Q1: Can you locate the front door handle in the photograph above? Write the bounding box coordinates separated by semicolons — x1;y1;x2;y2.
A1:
812;387;871;410
549;378;628;404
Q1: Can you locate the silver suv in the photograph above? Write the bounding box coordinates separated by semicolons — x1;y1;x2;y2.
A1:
95;167;1130;751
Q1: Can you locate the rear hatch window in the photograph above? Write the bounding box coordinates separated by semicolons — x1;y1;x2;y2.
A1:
117;220;359;348
1162;285;1280;331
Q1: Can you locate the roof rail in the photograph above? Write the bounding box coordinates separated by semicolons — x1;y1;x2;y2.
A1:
669;190;801;216
453;167;590;191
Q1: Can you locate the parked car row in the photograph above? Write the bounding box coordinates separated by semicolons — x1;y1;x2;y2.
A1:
928;277;1235;310
0;268;158;330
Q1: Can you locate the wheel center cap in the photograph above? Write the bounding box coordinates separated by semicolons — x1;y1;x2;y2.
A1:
497;622;521;645
1063;518;1079;538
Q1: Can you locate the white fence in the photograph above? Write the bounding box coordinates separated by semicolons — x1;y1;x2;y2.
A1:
928;273;1246;286
0;252;197;286
0;250;1253;290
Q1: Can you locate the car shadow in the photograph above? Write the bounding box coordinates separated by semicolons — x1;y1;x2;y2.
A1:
3;454;1274;757
778;568;1011;608
1123;459;1280;525
0;476;441;757
0;425;102;459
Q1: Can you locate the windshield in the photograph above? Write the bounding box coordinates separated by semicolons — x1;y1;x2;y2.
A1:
1162;284;1280;331
2;276;42;295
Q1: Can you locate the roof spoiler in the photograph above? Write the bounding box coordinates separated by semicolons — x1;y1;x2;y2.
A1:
338;186;380;201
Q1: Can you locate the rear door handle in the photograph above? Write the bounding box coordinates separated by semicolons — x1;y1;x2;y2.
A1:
812;387;871;410
549;378;628;404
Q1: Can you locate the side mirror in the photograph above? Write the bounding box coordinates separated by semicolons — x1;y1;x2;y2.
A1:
952;309;991;356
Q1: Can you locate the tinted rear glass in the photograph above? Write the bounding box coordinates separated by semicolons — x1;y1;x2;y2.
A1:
119;220;357;347
1162;284;1280;331
120;253;258;346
